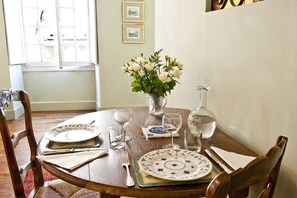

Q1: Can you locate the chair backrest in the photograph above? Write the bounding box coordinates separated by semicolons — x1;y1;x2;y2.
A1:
206;135;288;198
0;89;44;198
206;172;230;198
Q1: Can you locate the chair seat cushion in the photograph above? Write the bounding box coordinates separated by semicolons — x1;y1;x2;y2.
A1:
34;179;100;198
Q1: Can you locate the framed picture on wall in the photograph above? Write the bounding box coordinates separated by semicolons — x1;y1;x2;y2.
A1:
122;1;144;22
122;23;144;44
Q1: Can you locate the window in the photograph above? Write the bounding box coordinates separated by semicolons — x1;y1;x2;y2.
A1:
3;0;97;69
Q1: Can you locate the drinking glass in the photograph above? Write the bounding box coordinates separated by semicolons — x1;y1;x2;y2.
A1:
184;128;202;152
162;113;182;149
114;108;133;142
109;125;125;150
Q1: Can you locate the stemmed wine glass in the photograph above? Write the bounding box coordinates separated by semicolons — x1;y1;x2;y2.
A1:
162;113;182;149
114;108;133;142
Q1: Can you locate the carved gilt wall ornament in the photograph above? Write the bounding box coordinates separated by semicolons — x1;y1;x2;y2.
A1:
212;0;262;10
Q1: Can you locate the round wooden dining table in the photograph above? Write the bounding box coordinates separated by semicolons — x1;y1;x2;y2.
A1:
37;107;257;198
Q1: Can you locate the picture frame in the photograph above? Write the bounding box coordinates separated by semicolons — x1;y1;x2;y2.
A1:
122;23;144;44
122;1;144;22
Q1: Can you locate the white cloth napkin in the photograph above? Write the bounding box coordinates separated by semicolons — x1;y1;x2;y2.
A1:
37;149;108;171
211;146;256;171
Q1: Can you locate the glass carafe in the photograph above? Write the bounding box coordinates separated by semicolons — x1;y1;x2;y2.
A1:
188;85;217;139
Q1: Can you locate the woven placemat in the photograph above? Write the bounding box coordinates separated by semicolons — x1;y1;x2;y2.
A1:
132;159;220;188
47;137;102;149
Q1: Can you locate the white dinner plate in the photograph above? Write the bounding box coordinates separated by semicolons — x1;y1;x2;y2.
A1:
45;124;101;143
139;149;212;181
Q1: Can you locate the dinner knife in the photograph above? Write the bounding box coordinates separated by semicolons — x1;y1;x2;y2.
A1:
43;147;107;155
205;149;233;173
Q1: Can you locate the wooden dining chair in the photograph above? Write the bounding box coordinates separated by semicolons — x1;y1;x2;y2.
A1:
0;89;100;198
206;135;288;198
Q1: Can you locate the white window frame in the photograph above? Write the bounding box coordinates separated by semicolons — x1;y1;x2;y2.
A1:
3;0;98;71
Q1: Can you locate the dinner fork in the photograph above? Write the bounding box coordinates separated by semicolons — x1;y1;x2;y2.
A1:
122;149;135;187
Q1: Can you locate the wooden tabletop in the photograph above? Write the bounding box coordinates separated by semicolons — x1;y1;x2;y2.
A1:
38;107;258;198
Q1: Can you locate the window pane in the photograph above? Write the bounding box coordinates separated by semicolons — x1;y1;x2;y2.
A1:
37;0;57;27
76;44;89;61
18;0;94;66
24;27;40;44
76;28;88;41
26;45;41;61
61;27;76;62
23;8;39;26
41;44;56;61
61;27;75;42
74;0;87;9
60;8;74;26
59;0;73;8
62;44;76;61
22;0;37;7
39;27;55;42
74;8;88;27
37;0;54;10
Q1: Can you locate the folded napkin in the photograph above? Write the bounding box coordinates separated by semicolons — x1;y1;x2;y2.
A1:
142;125;179;139
37;149;108;171
48;137;101;149
211;146;256;171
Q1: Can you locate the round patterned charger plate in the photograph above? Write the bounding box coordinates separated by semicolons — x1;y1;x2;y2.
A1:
45;124;101;143
139;149;212;181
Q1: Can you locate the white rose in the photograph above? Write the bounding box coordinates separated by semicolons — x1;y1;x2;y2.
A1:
138;69;145;76
158;72;170;83
121;66;127;72
132;63;141;72
127;63;133;72
176;61;183;69
173;66;182;79
145;62;154;71
136;57;146;65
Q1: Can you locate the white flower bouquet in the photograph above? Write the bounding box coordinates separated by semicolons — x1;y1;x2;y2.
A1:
121;49;183;97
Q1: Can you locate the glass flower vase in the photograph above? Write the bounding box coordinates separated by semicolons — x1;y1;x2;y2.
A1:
145;93;167;116
187;86;217;140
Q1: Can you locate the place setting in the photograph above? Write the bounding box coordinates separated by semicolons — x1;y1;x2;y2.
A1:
37;121;108;171
136;148;214;185
107;109;214;187
113;102;256;188
114;110;221;188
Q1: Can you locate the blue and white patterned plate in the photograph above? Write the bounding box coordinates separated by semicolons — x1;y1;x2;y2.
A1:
139;149;212;181
149;126;166;134
45;124;101;143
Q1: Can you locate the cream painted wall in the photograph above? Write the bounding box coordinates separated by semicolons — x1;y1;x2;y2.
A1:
97;0;155;109
0;0;10;87
23;71;96;111
155;0;205;110
203;0;297;196
156;0;297;197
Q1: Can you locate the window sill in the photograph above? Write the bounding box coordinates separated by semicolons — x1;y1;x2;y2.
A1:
22;64;96;72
